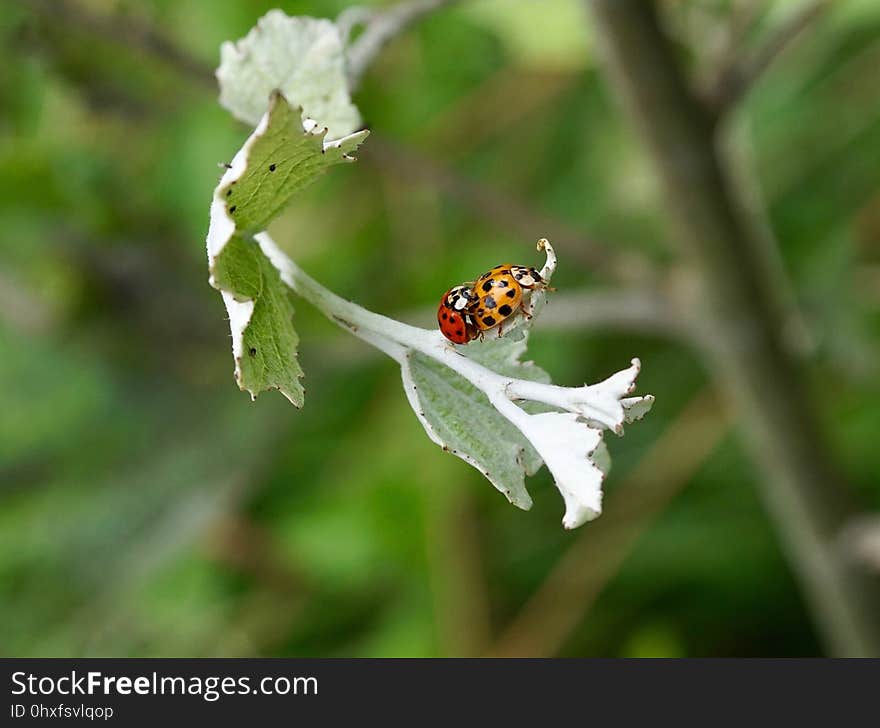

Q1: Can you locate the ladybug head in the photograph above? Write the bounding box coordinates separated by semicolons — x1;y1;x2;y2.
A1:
510;266;544;289
445;284;477;311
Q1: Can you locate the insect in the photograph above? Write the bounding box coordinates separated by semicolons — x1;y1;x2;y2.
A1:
437;285;479;344
469;264;549;334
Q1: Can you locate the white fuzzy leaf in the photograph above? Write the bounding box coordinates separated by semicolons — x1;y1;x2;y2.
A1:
515;412;606;529
402;339;549;510
464;330;551;384
217;10;361;139
623;394;655;424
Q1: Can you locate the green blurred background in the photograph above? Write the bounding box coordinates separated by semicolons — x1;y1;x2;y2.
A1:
2;0;879;657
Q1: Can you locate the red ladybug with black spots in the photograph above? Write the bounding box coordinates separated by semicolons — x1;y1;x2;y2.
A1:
437;285;479;344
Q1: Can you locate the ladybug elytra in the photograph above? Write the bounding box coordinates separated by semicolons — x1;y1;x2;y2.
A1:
470;264;547;333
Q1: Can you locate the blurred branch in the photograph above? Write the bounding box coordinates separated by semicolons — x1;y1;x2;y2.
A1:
58;415;290;654
855;265;880;308
20;0;215;87
363;135;624;273
426;491;492;656
490;387;728;657
416;66;576;156
204;514;305;596
204;514;309;655
68;472;250;653
0;266;59;335
344;0;462;91
23;0;461;97
704;0;831;116
840;517;880;575
539;288;692;340
586;0;880;656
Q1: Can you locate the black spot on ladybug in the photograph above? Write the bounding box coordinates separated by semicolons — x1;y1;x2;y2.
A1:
484;295;496;309
506;289;516;298
482;315;496;326
481;280;493;292
269;163;276;171
456;329;463;337
442;312;448;320
496;279;508;287
498;304;513;316
501;269;510;275
514;272;523;280
229;205;237;213
249;347;257;356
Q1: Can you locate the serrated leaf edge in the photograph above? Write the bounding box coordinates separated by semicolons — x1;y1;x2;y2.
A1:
400;352;534;511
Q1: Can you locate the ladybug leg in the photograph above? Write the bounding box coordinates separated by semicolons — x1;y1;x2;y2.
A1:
533;270;556;292
496;322;504;338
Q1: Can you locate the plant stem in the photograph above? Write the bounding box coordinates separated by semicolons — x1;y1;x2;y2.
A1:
705;0;831;116
256;232;644;436
585;0;880;655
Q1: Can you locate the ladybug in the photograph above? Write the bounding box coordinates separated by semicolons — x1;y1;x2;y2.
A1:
470;264;548;333
437;285;479;344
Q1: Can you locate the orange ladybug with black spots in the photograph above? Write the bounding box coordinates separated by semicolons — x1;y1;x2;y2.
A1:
470;264;548;333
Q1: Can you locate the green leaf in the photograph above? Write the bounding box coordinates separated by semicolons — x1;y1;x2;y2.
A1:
217;10;361;139
207;92;368;404
211;235;304;406
218;92;368;234
401;333;551;510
